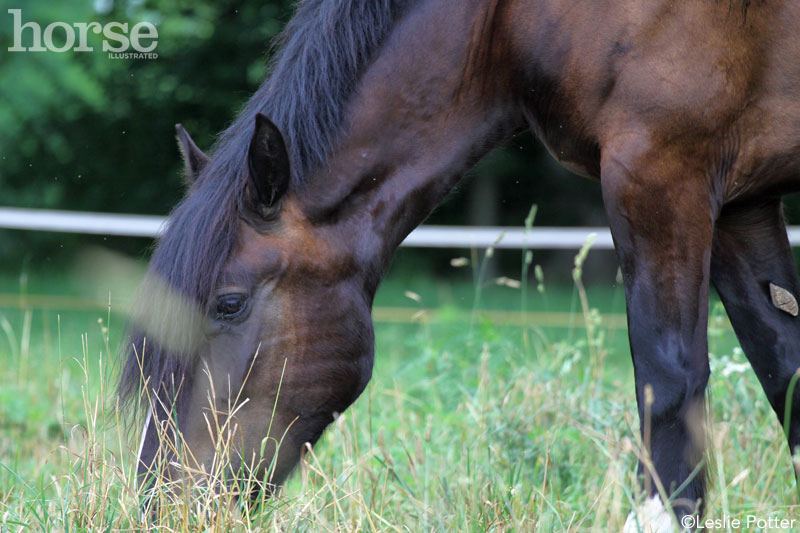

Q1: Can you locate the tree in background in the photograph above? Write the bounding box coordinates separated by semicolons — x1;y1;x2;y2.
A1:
0;0;292;263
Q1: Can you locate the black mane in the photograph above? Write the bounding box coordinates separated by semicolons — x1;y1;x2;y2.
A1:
119;0;413;412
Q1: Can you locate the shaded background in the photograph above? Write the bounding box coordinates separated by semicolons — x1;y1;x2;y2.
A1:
5;0;793;283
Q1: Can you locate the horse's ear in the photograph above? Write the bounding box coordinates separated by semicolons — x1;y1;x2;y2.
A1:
175;124;209;185
246;113;291;218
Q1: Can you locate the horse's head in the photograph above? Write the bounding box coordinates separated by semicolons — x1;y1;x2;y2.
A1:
128;114;376;497
126;0;502;501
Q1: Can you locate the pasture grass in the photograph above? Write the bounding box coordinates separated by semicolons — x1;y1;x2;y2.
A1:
0;248;798;531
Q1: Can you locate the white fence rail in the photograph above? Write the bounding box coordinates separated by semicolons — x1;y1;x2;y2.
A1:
0;208;166;238
3;207;800;250
0;207;613;249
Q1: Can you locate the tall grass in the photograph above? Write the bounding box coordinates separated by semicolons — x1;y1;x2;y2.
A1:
0;246;798;531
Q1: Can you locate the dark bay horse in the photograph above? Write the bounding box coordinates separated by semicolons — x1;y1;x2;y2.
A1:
122;0;800;528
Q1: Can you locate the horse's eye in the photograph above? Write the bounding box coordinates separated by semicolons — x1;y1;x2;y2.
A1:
216;294;247;320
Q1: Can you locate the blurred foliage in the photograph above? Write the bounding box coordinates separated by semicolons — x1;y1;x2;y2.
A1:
0;0;293;265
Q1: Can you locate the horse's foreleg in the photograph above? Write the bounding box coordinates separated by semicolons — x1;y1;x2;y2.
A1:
601;146;715;523
711;200;800;465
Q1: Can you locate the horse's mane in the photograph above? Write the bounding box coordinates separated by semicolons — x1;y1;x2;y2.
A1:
119;0;414;413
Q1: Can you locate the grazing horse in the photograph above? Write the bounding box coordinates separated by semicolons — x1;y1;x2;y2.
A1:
122;0;800;528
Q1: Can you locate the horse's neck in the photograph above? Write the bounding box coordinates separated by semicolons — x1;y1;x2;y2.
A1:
300;0;520;272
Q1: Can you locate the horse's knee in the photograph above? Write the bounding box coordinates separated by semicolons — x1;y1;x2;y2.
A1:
640;357;709;425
